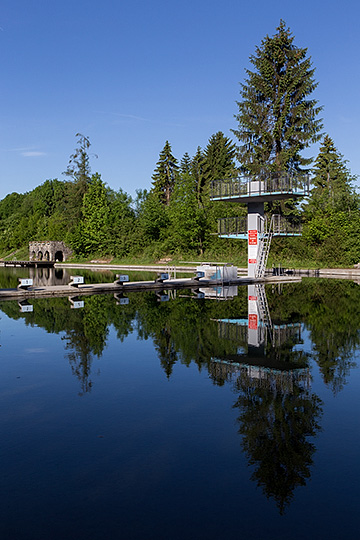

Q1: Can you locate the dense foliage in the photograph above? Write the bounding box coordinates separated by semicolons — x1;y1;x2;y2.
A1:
0;131;246;262
301;136;360;265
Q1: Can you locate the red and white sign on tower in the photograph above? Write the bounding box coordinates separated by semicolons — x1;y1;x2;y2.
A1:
248;229;258;245
248;229;258;265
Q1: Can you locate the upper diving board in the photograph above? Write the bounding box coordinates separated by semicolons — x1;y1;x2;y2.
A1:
210;174;310;203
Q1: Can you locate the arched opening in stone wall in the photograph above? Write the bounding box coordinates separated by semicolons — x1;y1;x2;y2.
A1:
31;251;36;261
37;251;43;261
44;251;50;261
54;251;64;262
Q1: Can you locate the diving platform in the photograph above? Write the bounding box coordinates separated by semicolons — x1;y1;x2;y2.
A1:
210;172;310;278
210;174;310;203
218;215;302;239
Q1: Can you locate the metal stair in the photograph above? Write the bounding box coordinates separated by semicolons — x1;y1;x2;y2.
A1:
255;215;274;278
255;283;273;345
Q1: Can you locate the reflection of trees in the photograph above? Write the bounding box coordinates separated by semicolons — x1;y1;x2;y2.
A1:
233;370;323;513
155;324;178;379
132;291;248;378
268;280;360;394
1;278;360;395
302;282;359;394
0;293;114;395
66;339;93;395
63;295;110;395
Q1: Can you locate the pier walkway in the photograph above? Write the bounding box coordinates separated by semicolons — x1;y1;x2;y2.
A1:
0;275;301;301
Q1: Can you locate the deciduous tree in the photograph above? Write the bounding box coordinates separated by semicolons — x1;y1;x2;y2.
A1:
77;173;109;255
63;133;98;185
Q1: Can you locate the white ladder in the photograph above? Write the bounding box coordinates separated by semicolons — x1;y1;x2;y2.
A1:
255;215;274;278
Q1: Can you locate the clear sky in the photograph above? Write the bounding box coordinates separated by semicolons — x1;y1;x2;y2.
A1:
1;0;359;201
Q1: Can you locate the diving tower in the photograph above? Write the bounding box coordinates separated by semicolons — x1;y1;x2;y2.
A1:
210;173;310;278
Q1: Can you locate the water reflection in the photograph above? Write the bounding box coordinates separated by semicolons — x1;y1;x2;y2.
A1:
1;276;359;512
29;266;69;286
233;370;322;514
1;279;359;394
209;284;322;513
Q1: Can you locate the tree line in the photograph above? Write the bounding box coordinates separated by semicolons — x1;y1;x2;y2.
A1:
0;21;359;266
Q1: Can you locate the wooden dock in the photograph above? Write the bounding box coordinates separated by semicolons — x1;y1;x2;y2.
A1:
0;275;302;302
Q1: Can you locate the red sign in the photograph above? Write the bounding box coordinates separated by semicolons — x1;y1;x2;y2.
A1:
248;314;258;330
248;295;257;301
248;230;258;245
248;258;257;264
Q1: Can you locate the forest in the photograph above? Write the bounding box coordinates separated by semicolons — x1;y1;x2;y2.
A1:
0;22;359;267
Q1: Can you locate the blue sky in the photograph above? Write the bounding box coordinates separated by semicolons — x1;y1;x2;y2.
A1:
1;0;359;201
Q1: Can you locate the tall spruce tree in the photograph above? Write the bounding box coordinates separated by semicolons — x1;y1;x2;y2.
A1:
191;146;206;206
151;141;179;206
232;20;323;175
203;131;237;183
180;152;192;174
310;135;357;213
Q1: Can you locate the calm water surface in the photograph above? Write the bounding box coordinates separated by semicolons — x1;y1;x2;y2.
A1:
0;268;359;539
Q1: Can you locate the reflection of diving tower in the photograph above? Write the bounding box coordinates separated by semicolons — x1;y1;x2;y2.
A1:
211;284;309;390
210;173;309;277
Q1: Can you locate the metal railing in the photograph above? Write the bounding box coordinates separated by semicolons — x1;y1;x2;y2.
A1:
211;172;310;200
271;215;302;235
218;216;247;236
218;215;302;237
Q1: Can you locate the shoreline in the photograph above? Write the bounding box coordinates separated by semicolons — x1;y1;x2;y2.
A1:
2;260;360;280
54;262;360;279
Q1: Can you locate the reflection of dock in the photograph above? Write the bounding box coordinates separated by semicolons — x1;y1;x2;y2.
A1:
2;260;55;268
200;286;238;300
210;358;311;392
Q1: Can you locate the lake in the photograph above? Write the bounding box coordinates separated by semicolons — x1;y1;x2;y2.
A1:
0;267;359;539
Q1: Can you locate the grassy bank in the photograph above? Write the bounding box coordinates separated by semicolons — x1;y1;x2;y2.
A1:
0;245;356;271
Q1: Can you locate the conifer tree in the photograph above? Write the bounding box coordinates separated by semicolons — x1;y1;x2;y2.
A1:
151;141;179;205
232;20;323;175
310;135;357;212
191;146;206;206
303;136;360;263
203;131;237;182
180;152;192;174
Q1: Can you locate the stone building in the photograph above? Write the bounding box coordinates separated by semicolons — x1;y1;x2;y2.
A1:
29;241;73;262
